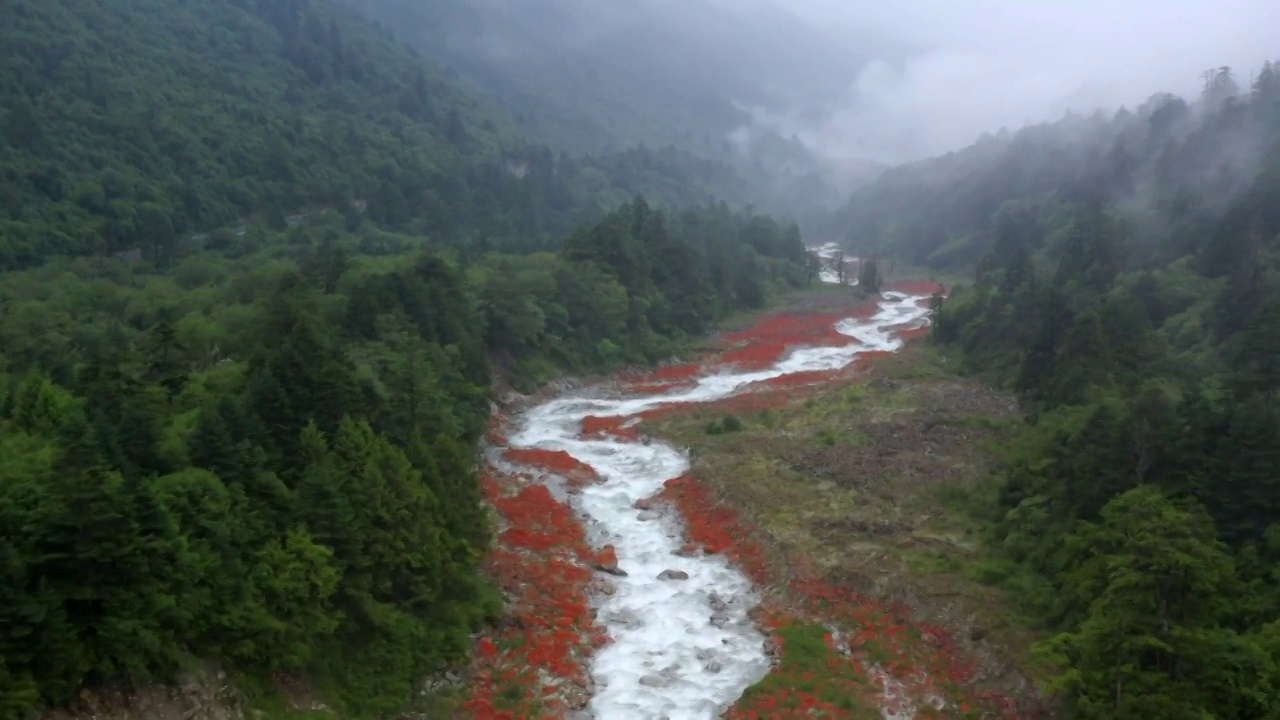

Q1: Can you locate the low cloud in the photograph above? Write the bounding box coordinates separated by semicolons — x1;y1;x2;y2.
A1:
747;0;1280;164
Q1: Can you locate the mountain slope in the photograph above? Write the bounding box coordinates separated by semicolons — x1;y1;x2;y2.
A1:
349;0;862;156
862;64;1280;717
0;1;814;717
828;71;1279;270
0;0;756;269
343;0;883;229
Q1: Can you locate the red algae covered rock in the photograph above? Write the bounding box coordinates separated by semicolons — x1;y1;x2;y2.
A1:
622;362;704;390
885;279;947;296
504;447;585;473
593;544;621;575
463;468;603;719
660;473;774;587
504;447;599;486
582;414;640;441
719;342;790;370
751;369;840;389
720;310;869;348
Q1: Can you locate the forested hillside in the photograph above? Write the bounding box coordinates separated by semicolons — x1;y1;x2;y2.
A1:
0;196;806;716
830;67;1280;272
347;0;865;158
343;0;877;232
0;0;813;715
876;65;1280;716
0;0;752;269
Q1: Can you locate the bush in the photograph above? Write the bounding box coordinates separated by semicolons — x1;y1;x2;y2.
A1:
705;414;744;435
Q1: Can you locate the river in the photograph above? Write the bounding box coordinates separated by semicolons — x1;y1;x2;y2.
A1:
501;291;935;719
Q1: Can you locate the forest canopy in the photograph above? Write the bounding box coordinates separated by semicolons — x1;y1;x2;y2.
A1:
0;0;811;715
887;63;1280;718
0;0;757;270
0;197;807;715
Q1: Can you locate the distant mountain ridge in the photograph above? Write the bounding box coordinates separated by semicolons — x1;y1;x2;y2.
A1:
343;0;890;229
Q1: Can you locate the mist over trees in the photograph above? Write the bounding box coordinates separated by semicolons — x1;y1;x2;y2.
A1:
5;0;1280;715
340;0;887;233
0;0;776;270
830;63;1280;272
869;61;1280;718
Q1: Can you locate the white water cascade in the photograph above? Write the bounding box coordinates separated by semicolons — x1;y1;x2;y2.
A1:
505;292;934;719
811;242;856;285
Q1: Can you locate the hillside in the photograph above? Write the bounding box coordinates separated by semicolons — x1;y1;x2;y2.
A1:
852;64;1280;716
827;68;1280;271
344;0;885;230
0;0;753;269
0;0;815;716
348;0;865;156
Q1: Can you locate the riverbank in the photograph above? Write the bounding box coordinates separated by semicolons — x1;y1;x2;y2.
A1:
647;343;1050;718
457;282;1047;718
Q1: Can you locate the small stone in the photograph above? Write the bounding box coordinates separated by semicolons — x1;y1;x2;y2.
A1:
709;594;729;612
639;674;667;688
658;569;689;581
674;543;701;557
634;498;656;510
590;578;617;596
592;544;626;575
710;612;730;628
637;510;662;521
705;659;722;674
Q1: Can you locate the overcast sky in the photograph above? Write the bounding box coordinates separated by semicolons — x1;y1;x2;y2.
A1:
750;0;1280;164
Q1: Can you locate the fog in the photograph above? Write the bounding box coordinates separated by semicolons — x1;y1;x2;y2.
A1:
738;0;1280;164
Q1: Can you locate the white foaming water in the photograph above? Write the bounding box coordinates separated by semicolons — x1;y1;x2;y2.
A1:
811;242;857;285
506;293;933;719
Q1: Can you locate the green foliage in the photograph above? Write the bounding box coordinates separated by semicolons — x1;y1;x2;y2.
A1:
912;63;1280;718
0;0;811;715
857;258;881;293
0;0;773;270
705;414;746;435
1036;487;1276;719
0;188;804;715
738;622;876;718
349;0;859;229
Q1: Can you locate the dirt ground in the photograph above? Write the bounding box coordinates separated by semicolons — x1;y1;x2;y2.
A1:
646;317;1048;705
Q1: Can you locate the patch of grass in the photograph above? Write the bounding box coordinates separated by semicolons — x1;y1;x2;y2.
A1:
859;637;890;667
946;414;1020;431
646;343;1046;684
843;383;870;405
738;622;879;719
705;413;745;434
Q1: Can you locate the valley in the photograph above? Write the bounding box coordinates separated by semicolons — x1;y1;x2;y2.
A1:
459;284;1044;719
4;0;1278;718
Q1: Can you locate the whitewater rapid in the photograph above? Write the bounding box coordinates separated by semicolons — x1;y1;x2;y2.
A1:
506;292;934;719
812;242;855;285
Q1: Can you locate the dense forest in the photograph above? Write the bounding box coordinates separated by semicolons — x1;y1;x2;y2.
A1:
0;197;806;716
0;0;811;715
343;0;870;233
345;0;863;159
0;0;762;270
874;65;1280;716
